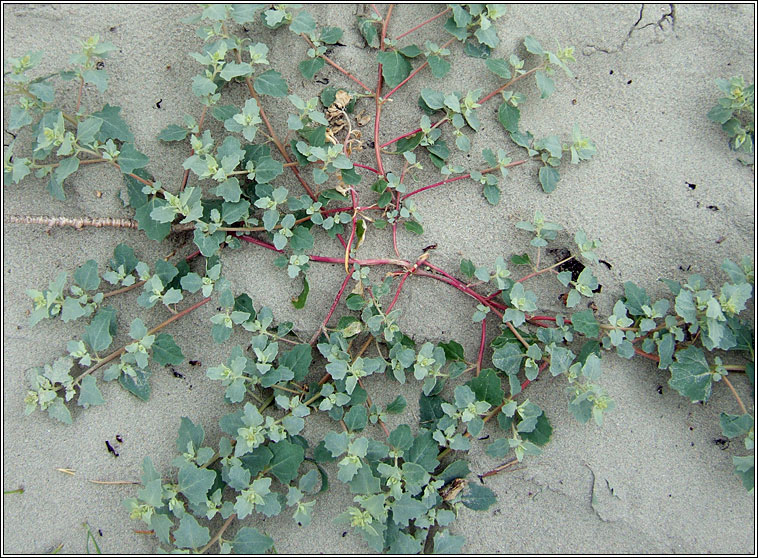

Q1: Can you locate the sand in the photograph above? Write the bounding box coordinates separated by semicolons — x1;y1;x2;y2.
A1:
2;3;755;554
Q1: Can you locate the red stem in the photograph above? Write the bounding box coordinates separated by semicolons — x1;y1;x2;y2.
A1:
382;37;457;101
386;272;409;313
634;346;660;362
413;269;504;317
238;236;512;316
310;271;352;345
239;235;283;253
479;67;541;106
380;126;422;149
373;5;393;177
384;68;541;154
401;160;526;200
401;173;470;200
344;188;359;271
477;319;487;376
374;68;385;176
394;7;451;40
354;163;382;175
321;54;373;92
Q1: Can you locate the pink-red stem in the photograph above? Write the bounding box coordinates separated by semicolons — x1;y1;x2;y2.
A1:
394;7;451;41
310;271;352;345
477;319;487;376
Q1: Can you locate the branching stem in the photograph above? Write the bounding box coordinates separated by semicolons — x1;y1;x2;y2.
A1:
64;297;211;390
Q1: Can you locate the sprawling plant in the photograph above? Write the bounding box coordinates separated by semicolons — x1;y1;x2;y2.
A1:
5;4;753;553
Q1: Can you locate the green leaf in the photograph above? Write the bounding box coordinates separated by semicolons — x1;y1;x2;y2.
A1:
463;39;491;59
82;69;108;92
91;104;133;143
254;70;288;97
438;460;470;483
191;75;217;97
623;282;650;316
61;297;85;322
157;124;189;142
178;463;216;505
214;178;242;203
388;424;413;451
523;35;545;55
232;527;274;554
492;343;523;375
420;88;445;110
9;105;33;131
320;26;343;44
668;346;713;402
269;439;304;484
407;430;440;472
119;368;151;401
152;333;184;366
173;514;210;550
433;530;465;554
396;131;424;153
118;143;149;175
150;514;173;545
76;117;103;145
404;221;423;235
733;455;754;491
483;184;500;205
572;309;599;337
708;104;733;124
77;376;105;408
460;259;476;279
486;58;512;79
279;344;312;382
292;276;309;309
535;71;555;99
719;413;754;438
299;57;325;80
219;62;253;81
392;493;428;526
377;50;412;89
54;156;79;186
486;437;510;458
344;405;368;432
83;307;117;353
461;483;496;510
427;55;450;78
521;412;553;446
290;225;314;254
498;102;520;133
538;166;560;193
47;398;73;424
290;10;316;35
177;416;205;453
467;368;504;406
212;104;239;123
385;395;407;414
357;17;380;48
74;260;100;291
349;464;380;495
135;199;171;241
549;345;575;376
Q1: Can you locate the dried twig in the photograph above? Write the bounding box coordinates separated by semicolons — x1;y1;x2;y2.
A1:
5;214;196;232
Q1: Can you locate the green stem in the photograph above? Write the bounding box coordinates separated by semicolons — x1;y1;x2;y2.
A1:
513;254;573;284
66;297;211;389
